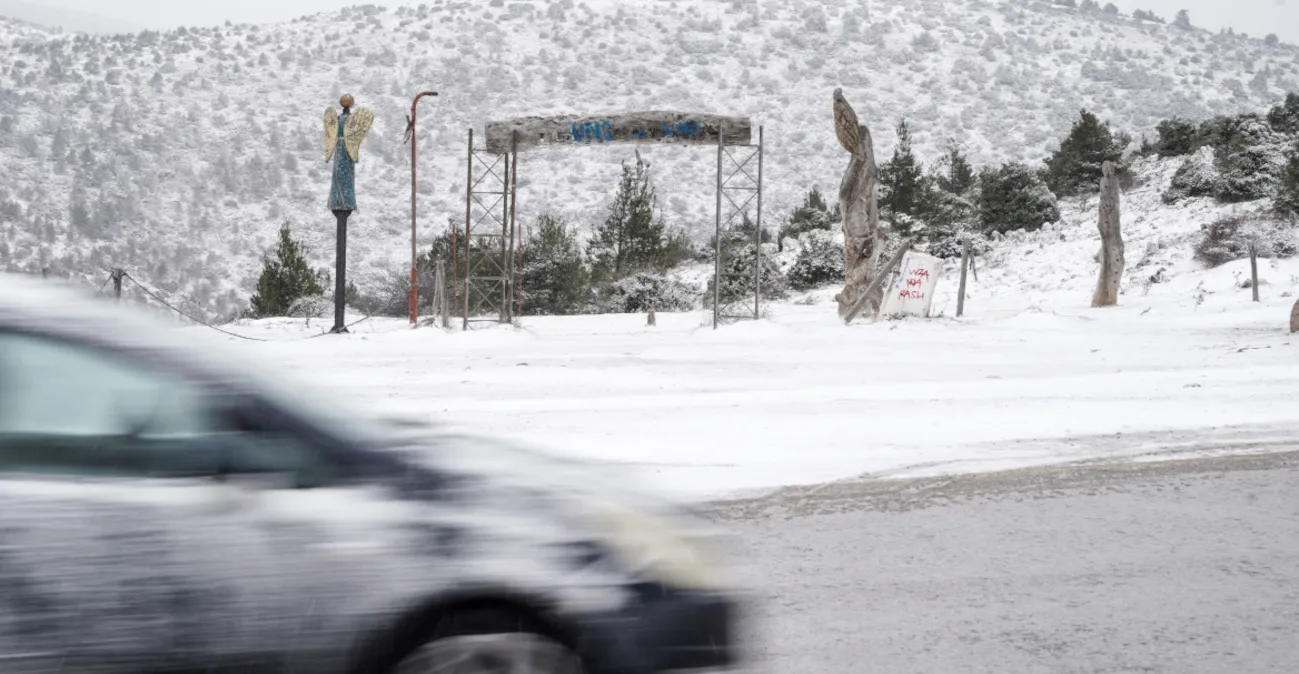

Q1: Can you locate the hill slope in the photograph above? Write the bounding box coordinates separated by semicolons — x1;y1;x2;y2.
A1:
0;0;1296;318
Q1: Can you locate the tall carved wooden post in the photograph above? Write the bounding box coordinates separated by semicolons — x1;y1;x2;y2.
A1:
1091;160;1124;307
324;93;374;333
831;88;882;319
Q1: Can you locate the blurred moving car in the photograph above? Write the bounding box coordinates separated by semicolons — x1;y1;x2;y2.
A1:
0;274;740;674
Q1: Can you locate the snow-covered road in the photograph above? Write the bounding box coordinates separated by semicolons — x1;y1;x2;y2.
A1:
716;451;1299;674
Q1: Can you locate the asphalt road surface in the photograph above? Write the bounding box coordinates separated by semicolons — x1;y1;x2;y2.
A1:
710;451;1299;674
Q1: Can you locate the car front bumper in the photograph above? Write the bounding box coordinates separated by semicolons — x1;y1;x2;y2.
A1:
579;583;741;674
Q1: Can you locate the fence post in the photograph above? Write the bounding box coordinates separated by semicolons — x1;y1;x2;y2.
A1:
1250;241;1259;303
956;241;970;318
437;258;449;328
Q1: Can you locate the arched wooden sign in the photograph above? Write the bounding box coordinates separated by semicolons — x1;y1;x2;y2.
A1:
484;110;752;154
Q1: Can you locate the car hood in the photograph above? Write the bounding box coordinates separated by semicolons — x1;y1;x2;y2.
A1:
376;419;696;518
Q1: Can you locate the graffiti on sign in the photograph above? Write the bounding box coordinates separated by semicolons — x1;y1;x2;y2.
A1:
572;120;616;143
483;111;752;154
880;251;942;317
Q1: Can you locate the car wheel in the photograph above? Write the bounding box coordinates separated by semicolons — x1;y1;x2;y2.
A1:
392;612;583;674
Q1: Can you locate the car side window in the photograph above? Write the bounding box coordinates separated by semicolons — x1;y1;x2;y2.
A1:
0;331;217;478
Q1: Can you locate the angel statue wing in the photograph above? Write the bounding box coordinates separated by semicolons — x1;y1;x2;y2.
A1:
833;88;862;155
324;107;339;162
343;107;375;163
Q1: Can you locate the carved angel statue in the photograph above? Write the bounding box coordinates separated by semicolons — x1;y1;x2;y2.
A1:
324;93;375;212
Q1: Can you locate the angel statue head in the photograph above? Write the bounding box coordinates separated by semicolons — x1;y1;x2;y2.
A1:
324;95;374;213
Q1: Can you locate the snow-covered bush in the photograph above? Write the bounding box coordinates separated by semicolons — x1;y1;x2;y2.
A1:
926;225;990;260
1198;113;1272;152
977;162;1060;234
1154;117;1199;157
787;230;843;290
597;273;699;313
1162;147;1218;204
1215;145;1285;203
708;245;789;306
1194;215;1298;267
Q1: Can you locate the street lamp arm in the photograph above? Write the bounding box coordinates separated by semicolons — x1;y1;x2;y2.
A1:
408;90;439;326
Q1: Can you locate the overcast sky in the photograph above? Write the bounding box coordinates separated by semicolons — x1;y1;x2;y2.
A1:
22;0;1299;44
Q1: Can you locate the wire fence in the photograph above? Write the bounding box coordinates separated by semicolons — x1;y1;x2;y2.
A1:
75;268;375;343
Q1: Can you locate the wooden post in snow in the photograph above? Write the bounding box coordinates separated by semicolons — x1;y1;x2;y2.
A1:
956;241;971;318
1091;161;1124;307
436;258;450;328
1250;242;1260;303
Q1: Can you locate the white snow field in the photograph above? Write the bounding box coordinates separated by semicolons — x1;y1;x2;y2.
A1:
210;278;1299;503
193;158;1299;502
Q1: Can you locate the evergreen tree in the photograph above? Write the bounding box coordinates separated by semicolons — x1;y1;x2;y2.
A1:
933;142;976;195
777;186;840;250
1154;117;1199;157
1043;109;1130;197
1268;92;1299;134
978;163;1061;234
1275;144;1299;219
522;214;592;315
248;224;324;318
879;119;924;230
1174;9;1191;29
588;154;670;281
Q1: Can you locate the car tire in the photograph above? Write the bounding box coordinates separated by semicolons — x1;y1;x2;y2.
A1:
389;607;584;674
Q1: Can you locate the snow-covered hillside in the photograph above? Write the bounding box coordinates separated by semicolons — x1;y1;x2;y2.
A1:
0;0;1297;318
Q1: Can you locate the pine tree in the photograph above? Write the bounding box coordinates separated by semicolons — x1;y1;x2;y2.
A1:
1043;109;1130;197
1174;9;1191;29
978;163;1061;234
880;119;924;230
588;154;669;282
248;224;324;318
1268;92;1299;134
522;214;592;315
777;186;840;250
934;142;976;195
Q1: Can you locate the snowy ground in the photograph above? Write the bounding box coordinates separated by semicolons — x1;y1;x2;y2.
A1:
208;267;1299;502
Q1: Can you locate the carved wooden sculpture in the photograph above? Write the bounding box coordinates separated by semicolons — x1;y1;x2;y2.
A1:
1092;160;1124;307
831;89;882;319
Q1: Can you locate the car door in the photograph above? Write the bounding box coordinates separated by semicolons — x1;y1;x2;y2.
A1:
0;329;294;673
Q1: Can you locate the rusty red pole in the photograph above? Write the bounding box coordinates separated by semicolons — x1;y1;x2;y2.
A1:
406;90;438;326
